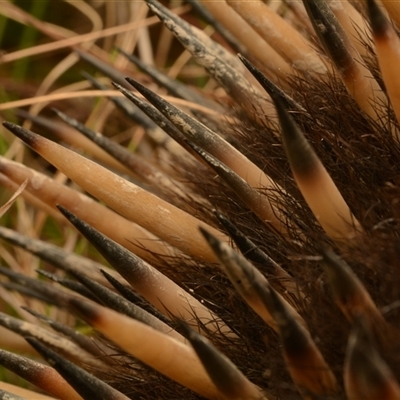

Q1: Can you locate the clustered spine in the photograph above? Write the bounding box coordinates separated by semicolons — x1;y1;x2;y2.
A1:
0;0;400;399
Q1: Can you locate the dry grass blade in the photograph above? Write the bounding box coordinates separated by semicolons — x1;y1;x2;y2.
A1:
0;180;27;219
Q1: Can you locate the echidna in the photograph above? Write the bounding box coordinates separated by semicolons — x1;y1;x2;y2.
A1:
1;0;400;398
